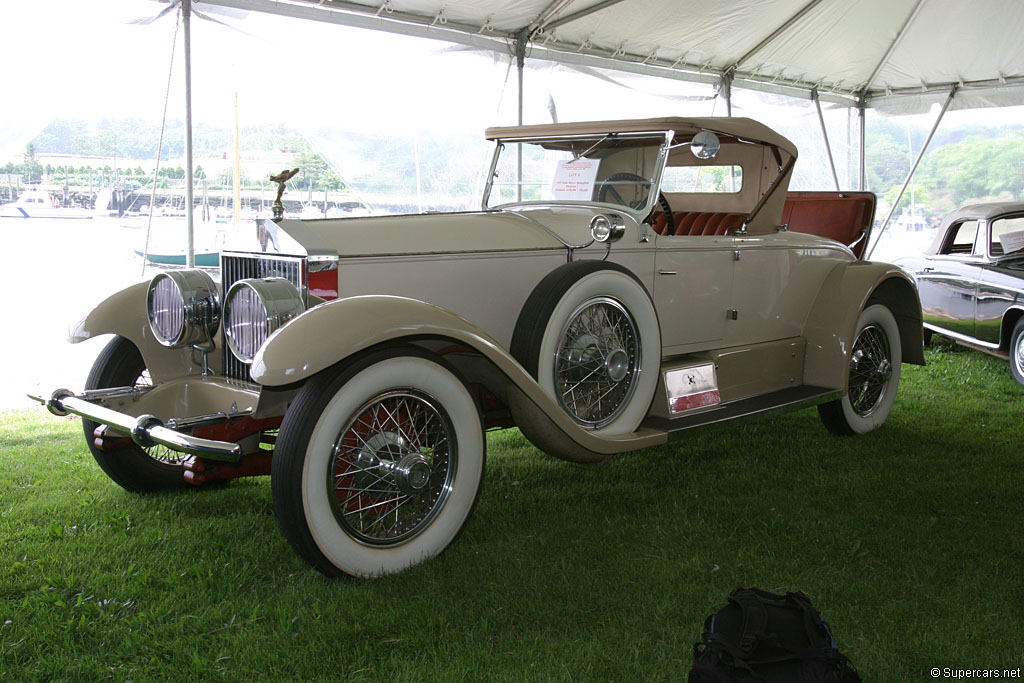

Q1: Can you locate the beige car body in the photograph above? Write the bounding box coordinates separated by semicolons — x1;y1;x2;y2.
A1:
65;116;924;464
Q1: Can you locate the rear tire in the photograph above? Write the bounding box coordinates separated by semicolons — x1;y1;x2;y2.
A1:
1010;318;1024;387
819;304;902;435
83;336;190;491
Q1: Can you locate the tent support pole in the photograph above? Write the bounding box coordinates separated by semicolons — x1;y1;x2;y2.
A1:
183;0;195;268
857;97;866;190
813;88;841;191
866;86;957;260
514;28;528;202
721;72;733;116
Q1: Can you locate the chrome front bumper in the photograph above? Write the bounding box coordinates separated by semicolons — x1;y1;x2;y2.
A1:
28;388;243;461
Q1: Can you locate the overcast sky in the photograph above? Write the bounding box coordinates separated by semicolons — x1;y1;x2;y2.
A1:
1;0;521;158
3;0;1021;165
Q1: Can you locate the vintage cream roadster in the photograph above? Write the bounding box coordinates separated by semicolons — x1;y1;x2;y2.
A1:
32;117;924;577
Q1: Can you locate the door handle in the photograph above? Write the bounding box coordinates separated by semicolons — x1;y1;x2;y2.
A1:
922;267;934;273
658;269;677;275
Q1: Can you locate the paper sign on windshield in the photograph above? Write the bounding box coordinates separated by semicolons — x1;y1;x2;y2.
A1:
998;229;1024;254
552;159;601;200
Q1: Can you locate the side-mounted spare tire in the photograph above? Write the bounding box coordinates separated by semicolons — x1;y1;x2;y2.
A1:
511;260;661;436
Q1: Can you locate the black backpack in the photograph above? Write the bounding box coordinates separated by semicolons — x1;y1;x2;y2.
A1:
689;588;862;683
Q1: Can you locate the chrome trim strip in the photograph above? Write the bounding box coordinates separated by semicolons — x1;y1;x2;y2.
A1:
922;323;1001;350
919;274;1024;298
28;389;242;462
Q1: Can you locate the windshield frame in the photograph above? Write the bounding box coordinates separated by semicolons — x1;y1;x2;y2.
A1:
482;130;673;217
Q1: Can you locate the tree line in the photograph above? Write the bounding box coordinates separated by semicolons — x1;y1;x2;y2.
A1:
13;118;345;193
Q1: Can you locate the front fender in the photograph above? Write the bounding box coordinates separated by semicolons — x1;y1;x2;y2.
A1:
69;281;207;382
803;261;924;390
250;295;666;456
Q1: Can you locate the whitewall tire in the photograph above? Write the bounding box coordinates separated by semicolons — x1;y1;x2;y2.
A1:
273;346;485;578
512;261;661;436
818;304;903;435
1010;318;1024;387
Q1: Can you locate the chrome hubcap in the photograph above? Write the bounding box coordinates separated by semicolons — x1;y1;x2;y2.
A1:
555;296;640;428
605;348;630;383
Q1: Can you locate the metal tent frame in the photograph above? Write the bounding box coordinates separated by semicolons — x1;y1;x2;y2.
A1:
161;0;1022;263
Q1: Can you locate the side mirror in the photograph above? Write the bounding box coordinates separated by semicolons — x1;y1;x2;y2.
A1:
691;131;721;160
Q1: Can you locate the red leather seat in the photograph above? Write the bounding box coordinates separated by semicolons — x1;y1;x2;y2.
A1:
650;211;745;236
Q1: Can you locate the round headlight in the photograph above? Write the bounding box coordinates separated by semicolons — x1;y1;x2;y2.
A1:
223;278;305;364
590;213;625;243
147;270;220;348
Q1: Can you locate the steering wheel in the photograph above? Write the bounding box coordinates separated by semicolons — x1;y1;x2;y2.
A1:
596;172;675;236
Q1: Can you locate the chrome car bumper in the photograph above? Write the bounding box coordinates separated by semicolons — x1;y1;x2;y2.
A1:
28;388;242;461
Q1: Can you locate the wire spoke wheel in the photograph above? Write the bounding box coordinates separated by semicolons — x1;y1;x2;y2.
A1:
83;336;190;491
555;296;640;428
328;390;456;546
134;369;186;466
846;323;893;417
273;347;485;577
511;261;660;440
818;304;902;436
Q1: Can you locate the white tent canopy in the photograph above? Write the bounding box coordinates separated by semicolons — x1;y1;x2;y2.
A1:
204;0;1024;113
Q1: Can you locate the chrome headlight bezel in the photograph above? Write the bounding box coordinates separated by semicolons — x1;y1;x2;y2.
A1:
223;277;305;364
146;270;220;348
590;213;626;243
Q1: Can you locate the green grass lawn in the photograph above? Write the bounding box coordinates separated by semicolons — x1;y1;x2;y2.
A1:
2;337;1022;681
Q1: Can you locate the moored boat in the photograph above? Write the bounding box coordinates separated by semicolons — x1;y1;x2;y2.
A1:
133;248;220;267
0;189;93;219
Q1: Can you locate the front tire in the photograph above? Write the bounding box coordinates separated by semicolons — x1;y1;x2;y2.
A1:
83;336;190;491
1010;318;1024;387
818;304;902;435
272;346;485;578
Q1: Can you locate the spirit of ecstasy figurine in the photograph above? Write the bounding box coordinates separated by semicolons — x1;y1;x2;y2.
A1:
270;168;300;220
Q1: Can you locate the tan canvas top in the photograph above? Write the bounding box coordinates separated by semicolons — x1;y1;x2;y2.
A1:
484;117;798;159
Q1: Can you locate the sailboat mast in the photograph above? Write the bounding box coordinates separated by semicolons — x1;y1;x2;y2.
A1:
183;0;195;268
233;90;241;222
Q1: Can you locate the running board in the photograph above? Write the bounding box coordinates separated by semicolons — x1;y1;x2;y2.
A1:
643;385;841;437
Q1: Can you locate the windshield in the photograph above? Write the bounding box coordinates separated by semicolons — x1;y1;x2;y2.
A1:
483;132;668;212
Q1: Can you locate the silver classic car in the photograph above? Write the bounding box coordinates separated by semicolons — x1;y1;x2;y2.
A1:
894;202;1024;386
33;117;924;577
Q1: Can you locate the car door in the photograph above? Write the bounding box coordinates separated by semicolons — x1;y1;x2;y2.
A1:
919;219;983;339
976;214;1024;345
653;237;735;351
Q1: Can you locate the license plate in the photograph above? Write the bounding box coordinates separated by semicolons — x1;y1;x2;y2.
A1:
665;363;720;414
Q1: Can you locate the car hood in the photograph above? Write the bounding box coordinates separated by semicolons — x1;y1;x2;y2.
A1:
226;208;609;259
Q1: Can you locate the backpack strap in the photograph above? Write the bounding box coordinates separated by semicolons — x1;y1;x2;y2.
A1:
728;588;771;655
786;591;838;649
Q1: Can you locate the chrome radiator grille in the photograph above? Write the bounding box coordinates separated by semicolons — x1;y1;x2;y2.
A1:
221;253;306;382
